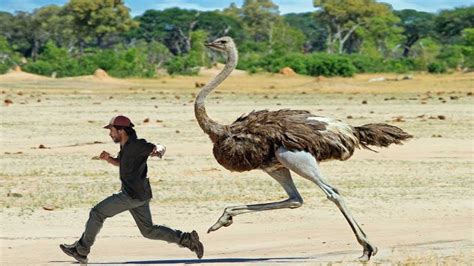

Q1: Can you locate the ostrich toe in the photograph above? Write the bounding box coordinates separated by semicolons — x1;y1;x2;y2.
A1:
359;244;378;261
207;215;233;233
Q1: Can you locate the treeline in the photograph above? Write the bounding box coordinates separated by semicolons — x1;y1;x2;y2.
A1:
0;0;473;77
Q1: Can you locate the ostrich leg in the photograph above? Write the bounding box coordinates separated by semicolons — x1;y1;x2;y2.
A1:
275;147;378;261
208;167;303;233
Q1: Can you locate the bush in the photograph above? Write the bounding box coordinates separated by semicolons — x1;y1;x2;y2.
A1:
0;36;22;74
237;52;266;73
108;48;155;78
0;64;10;74
348;55;384;73
462;46;474;69
23;42;86;77
238;52;356;77
88;50;120;71
165;55;199;75
383;58;419;73
306;54;356;77
23;60;56;76
266;53;308;74
437;45;464;68
23;42;157;78
427;62;447;73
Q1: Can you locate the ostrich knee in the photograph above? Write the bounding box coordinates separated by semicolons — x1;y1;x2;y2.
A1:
223;207;234;216
326;190;341;203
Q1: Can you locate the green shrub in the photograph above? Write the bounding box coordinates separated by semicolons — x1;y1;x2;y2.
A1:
238;52;356;77
462;46;474;69
0;64;10;74
88;50;119;71
237;52;266;73
427;62;447;73
437;45;464;68
23;60;56;76
23;42;84;77
239;41;268;54
165;55;199;75
306;54;356;77
266;53;308;74
0;36;22;74
108;48;155;78
348;55;384;73
23;42;157;78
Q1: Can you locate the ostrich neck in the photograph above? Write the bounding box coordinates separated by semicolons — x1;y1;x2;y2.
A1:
195;48;238;142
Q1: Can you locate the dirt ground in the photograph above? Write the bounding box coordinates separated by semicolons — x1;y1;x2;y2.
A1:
1;71;473;265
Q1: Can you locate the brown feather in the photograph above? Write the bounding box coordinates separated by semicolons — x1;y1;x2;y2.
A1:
212;109;362;172
355;123;413;148
210;110;413;172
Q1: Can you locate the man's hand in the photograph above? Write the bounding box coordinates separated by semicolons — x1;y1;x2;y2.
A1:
100;150;119;166
99;151;112;161
150;144;166;158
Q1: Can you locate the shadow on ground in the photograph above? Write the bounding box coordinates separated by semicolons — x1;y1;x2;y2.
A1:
51;256;312;264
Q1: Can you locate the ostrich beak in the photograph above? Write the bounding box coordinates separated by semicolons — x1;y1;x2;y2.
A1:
205;42;216;48
205;42;222;50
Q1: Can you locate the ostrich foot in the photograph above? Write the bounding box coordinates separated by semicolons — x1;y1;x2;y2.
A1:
359;243;378;261
207;213;233;233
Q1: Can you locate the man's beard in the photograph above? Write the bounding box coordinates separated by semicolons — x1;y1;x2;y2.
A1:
112;137;120;143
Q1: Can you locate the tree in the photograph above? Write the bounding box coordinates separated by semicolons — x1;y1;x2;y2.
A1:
189;30;210;67
129;8;197;54
241;0;281;42
131;8;244;55
395;9;436;57
0;11;14;40
356;13;404;58
313;0;398;54
435;6;474;45
0;11;31;57
193;11;245;42
461;28;474;68
270;21;306;54
36;5;75;50
133;40;172;69
284;12;327;52
410;37;441;67
66;0;138;51
0;36;22;73
31;5;76;59
1;12;35;58
221;2;241;20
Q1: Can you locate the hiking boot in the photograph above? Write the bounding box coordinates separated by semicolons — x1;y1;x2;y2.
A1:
179;230;204;259
59;243;88;264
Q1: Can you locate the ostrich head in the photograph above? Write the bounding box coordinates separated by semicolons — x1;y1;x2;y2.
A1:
205;36;236;53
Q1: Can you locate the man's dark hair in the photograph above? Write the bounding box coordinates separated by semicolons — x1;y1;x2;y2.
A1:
114;126;137;139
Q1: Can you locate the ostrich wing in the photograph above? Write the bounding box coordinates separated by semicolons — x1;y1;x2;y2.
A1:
233;109;360;161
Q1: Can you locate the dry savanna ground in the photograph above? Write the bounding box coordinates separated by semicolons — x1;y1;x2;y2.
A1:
1;69;473;265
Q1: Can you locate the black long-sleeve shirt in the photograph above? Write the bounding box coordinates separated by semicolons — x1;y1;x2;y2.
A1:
118;137;155;201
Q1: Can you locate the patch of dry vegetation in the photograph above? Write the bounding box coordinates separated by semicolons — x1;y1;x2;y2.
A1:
0;73;472;263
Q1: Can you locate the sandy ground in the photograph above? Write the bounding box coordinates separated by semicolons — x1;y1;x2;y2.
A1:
1;71;473;265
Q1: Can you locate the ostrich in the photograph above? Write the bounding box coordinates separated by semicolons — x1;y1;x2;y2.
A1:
194;36;412;261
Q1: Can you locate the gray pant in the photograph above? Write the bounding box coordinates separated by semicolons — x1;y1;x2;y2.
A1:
75;191;183;256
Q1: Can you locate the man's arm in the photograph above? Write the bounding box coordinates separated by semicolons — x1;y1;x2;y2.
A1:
137;139;166;159
100;151;119;166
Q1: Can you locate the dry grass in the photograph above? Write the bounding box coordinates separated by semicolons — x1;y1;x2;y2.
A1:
1;72;473;207
0;72;472;264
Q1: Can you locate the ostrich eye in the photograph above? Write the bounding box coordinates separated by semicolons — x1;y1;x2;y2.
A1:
220;40;227;44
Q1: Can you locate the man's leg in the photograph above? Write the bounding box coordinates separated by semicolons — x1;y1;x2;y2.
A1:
129;202;204;258
75;192;141;256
